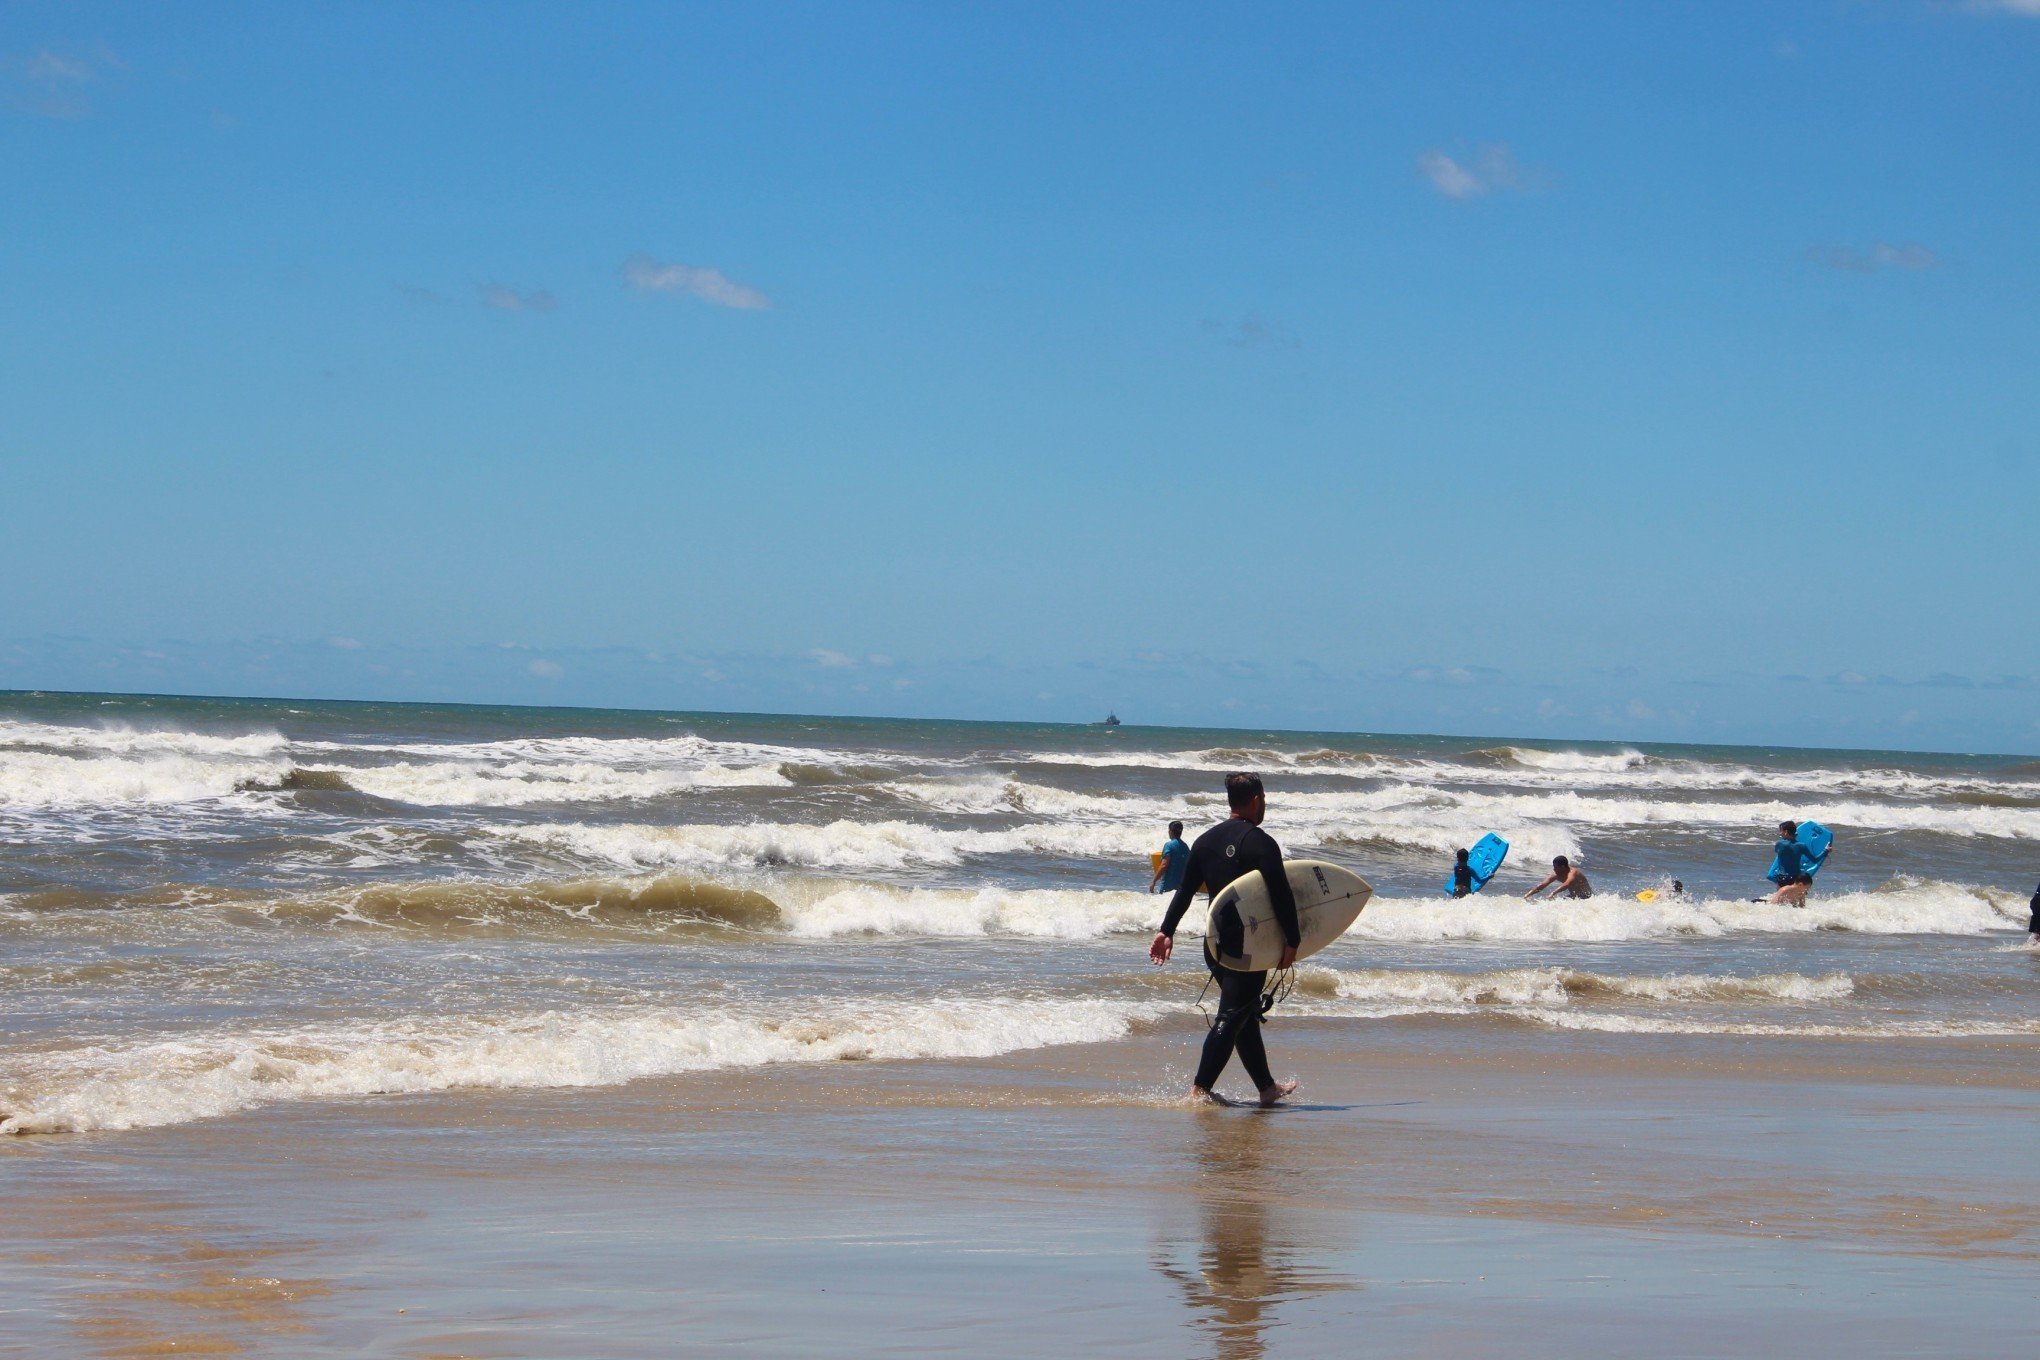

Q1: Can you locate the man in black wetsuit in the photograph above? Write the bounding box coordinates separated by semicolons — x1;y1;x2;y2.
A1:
1148;772;1300;1106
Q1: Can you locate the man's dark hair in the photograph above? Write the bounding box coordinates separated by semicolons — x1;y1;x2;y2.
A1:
1168;820;1183;838
1224;772;1263;811
1553;855;1570;871
1456;848;1470;864
1779;820;1798;837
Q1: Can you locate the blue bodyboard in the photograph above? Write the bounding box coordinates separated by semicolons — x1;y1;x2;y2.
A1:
1446;833;1509;896
1766;821;1833;884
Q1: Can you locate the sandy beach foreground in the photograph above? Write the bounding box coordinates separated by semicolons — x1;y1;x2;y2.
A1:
4;1015;2034;1358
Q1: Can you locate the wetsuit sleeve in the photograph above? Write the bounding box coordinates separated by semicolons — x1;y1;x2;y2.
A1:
1260;832;1301;948
1158;840;1205;938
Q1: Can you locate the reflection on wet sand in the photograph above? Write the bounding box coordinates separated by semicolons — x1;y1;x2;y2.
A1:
2;1157;332;1358
1152;1111;1357;1360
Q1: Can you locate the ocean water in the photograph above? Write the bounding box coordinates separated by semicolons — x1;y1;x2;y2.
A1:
2;690;2035;1135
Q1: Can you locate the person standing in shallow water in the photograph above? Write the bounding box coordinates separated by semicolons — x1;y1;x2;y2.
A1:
1451;848;1475;898
1767;820;1818;907
2029;882;2038;938
1149;773;1300;1107
1149;820;1189;896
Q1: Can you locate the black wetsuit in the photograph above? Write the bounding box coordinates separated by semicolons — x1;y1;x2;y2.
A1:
1158;818;1301;1094
1452;862;1474;898
2029;883;2038;936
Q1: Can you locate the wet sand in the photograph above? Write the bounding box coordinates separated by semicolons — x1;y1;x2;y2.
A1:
4;1016;2036;1358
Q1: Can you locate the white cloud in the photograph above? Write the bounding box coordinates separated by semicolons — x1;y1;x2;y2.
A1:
12;49;101;118
1807;241;1938;273
326;636;363;650
809;648;857;668
480;281;558;312
1417;144;1529;200
623;254;772;310
1626;698;1657;722
26;52;92;83
527;659;564;680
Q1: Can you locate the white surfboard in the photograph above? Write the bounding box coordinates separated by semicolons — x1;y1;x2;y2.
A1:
1205;860;1372;972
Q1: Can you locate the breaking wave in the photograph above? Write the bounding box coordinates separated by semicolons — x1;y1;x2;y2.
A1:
0;993;1161;1134
1293;965;1855;1009
1342;880;2022;944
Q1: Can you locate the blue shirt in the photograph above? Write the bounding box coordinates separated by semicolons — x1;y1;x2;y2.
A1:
1158;838;1190;893
1771;837;1815;883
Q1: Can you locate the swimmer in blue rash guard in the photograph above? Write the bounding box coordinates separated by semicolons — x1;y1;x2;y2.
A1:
1767;820;1818;906
1148;774;1299;1107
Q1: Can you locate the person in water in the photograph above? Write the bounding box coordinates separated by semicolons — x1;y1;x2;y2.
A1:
1149;820;1190;895
1525;855;1592;900
1767;820;1818;906
2028;881;2038;938
1451;848;1475;898
1150;773;1300;1107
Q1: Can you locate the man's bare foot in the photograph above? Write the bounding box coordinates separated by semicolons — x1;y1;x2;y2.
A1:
1190;1086;1237;1107
1258;1080;1298;1107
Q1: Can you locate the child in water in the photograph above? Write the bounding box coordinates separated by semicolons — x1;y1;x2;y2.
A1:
1451;848;1475;898
1767;820;1818;906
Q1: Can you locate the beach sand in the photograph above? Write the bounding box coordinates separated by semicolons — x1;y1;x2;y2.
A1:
5;1015;2035;1358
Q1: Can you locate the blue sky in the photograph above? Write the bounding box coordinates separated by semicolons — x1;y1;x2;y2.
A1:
3;1;2037;751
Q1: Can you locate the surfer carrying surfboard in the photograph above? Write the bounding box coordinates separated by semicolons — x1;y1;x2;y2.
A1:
1149;773;1301;1107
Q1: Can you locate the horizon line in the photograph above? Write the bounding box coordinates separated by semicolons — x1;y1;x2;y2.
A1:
1;685;2024;764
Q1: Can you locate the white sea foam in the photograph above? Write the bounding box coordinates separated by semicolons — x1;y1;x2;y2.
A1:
889;776;1142;819
1505;1011;2040;1039
503;819;1160;874
1014;741;2040;803
1297;964;1855;1010
0;993;1159;1135
1335;881;2022;944
774;883;1160;939
0;720;289;759
0;749;289;808
1485;746;1650;774
342;758;790;807
881;766;2040;856
874;777;1584;862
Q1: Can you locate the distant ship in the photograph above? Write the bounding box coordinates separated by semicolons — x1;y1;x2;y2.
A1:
1100;712;1121;727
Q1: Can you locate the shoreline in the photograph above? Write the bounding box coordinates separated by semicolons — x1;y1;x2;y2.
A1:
7;1017;2035;1356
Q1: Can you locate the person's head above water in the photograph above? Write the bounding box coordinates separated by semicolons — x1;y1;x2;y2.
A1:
1456;848;1470;865
1552;855;1570;872
1224;772;1265;821
1168;820;1183;839
1779;820;1798;838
